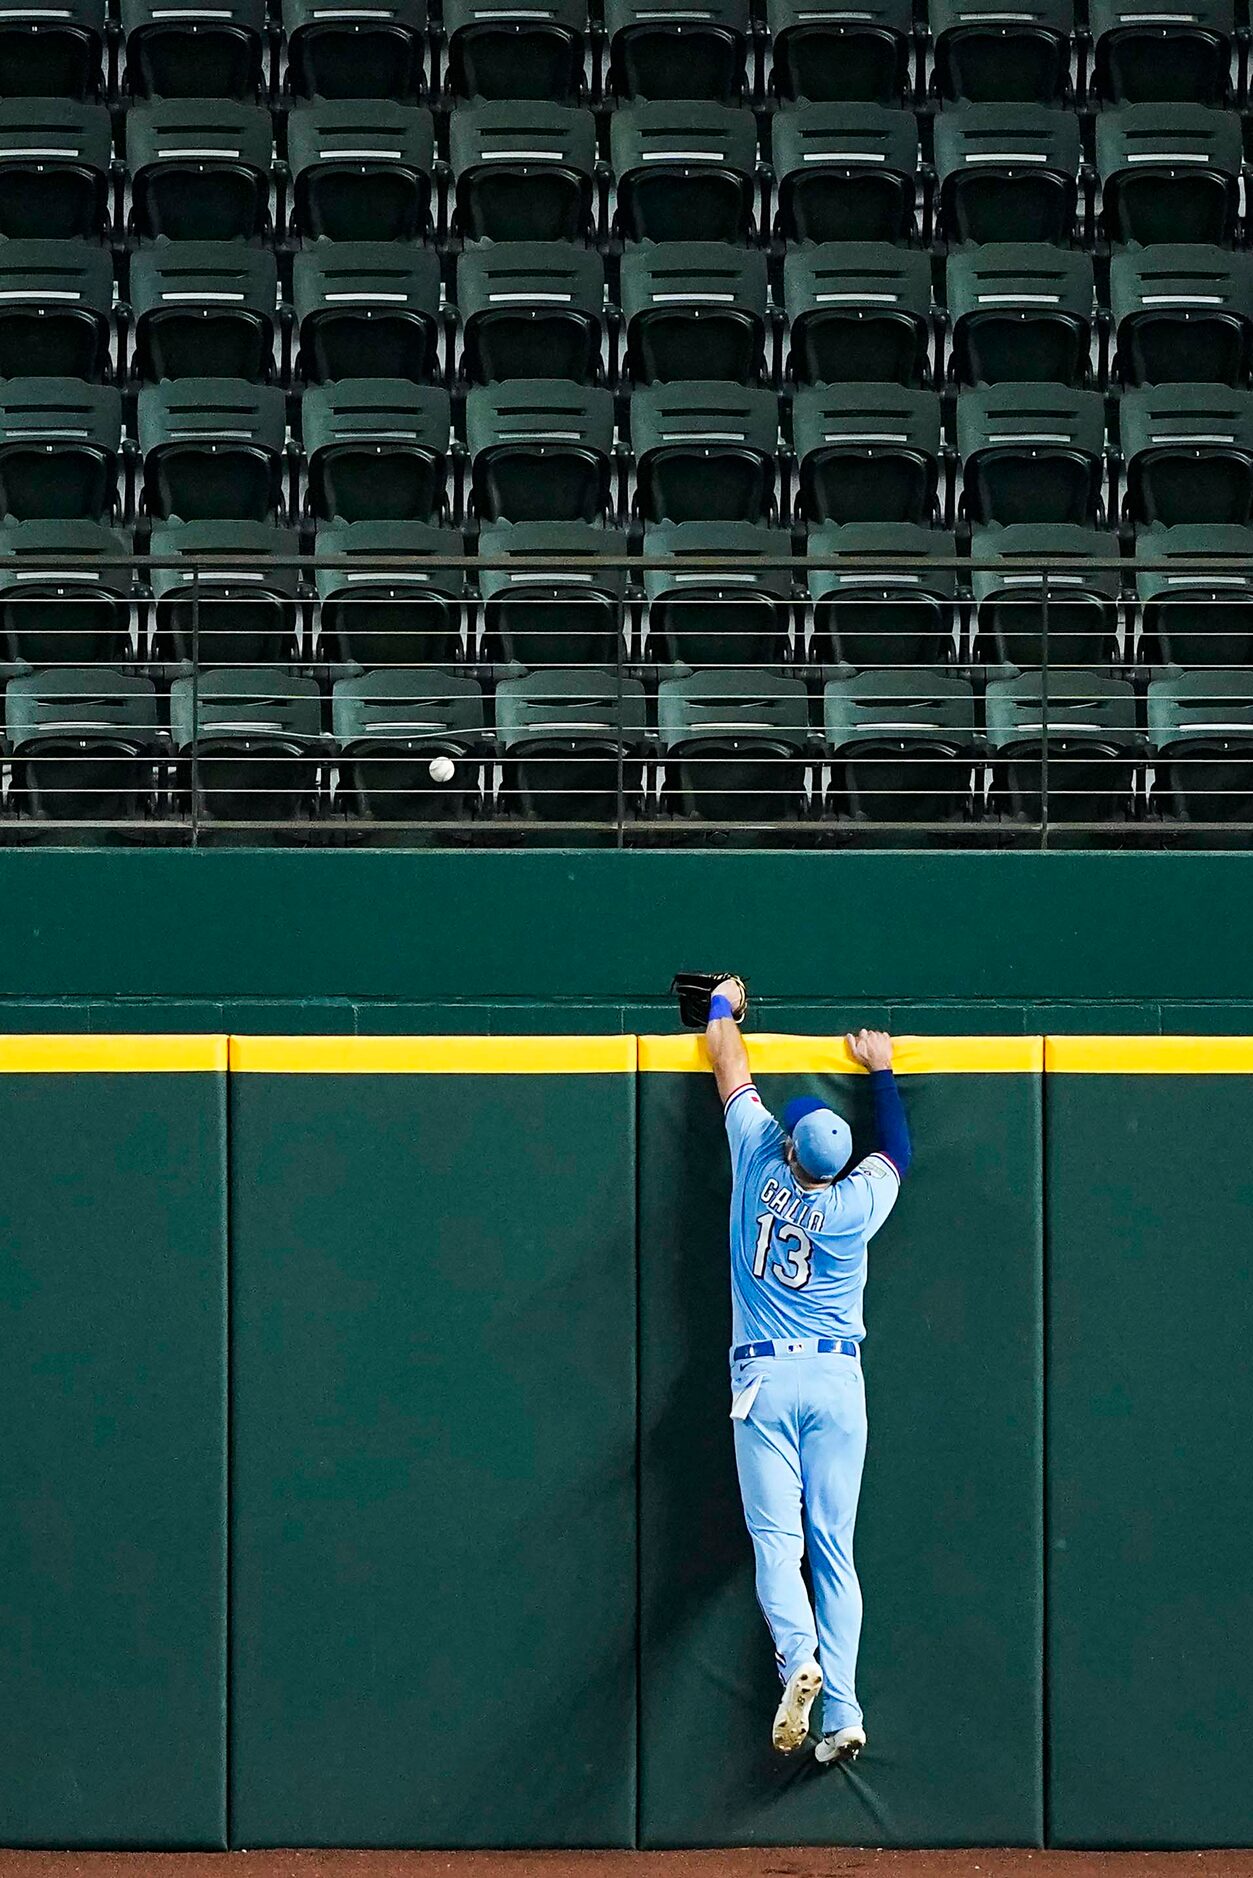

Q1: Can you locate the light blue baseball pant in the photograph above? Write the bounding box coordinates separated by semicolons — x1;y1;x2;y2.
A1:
731;1351;868;1736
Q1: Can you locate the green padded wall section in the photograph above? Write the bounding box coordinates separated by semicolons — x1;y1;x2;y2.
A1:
637;1036;1044;1848
0;1038;228;1848
227;1037;638;1848
1046;1040;1253;1848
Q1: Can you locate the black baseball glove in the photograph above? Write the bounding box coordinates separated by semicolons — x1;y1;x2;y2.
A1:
670;971;748;1029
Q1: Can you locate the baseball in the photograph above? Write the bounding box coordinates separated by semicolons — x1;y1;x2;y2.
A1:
428;756;456;784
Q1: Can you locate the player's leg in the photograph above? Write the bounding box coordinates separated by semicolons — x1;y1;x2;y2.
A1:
799;1354;869;1743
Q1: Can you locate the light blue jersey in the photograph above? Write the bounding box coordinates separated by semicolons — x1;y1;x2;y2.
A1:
724;1080;900;1351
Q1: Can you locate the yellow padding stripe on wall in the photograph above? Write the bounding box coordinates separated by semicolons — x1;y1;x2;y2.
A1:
1047;1036;1253;1073
0;1035;227;1072
230;1035;638;1074
639;1034;1044;1074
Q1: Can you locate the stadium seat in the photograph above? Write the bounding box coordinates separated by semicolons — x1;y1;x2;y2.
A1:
611;103;758;245
1097;103;1242;246
450;101;597;243
494;667;647;824
1134;523;1253;666
315;519;465;667
476;519;627;666
0;0;105;99
985;668;1138;824
283;0;426;98
332;669;487;829
303;379;451;523
1110;246;1253;389
784;242;932;388
169;667;327;826
443;0;586;100
947;243;1093;387
823;667;978;823
0;518;131;665
969;522;1121;666
1089;0;1233;103
621;243;768;387
0;240;112;382
5;667;162;825
929;0;1072;102
293;241;441;385
127;100;272;243
657;669;810;824
138;379;286;522
287;101;434;242
148;520;301;666
631;380;778;523
1120;384;1253;527
606;0;749;100
456;242;605;386
768;0;912;104
957;382;1105;524
130;242;277;384
642;521;793;667
792;383;942;525
933;103;1081;243
0;377;121;521
0;100;112;241
122;0;266;99
1147;669;1253;831
808;522;959;666
772;103;919;245
466;379;613;523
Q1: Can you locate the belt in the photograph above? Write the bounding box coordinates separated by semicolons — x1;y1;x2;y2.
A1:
732;1337;860;1362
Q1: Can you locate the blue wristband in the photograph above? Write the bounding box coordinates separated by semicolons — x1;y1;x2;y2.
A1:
709;994;734;1021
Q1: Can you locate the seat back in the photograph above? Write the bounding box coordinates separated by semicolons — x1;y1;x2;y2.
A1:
477;519;626;666
767;0;913;104
957;380;1105;525
303;379;451;523
771;103;919;243
793;382;942;524
449;101;597;242
1089;0;1233;102
443;0;586;101
1120;383;1253;528
657;668;809;822
621;241;768;385
929;0;1073;102
130;241;277;383
283;0;426;97
970;522;1121;666
611;102;758;243
126;99;272;241
606;0;749;100
0;99;112;238
644;520;792;666
138;377;286;521
1135;522;1253;665
315;518;464;667
0;239;112;380
947;242;1093;386
293;240;441;384
496;668;647;823
148;518;300;665
287;101;435;240
456;241;604;384
121;0;266;98
169;666;323;747
985;668;1137;822
1110;245;1253;387
1147;669;1253;826
631;380;779;523
809;521;958;665
0;517;130;663
333;668;484;743
933;102;1081;242
1096;103;1242;245
0;375;121;520
784;240;932;386
0;0;105;99
466;378;614;522
824;665;977;822
6;665;159;822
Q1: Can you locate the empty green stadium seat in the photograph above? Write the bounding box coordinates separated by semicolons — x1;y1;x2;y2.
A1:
5;666;161;824
1110;245;1253;388
302;379;451;523
970;522;1121;665
0;518;130;665
283;0;426;98
477;519;626;666
1120;383;1253;527
287;101;434;241
0;99;111;240
657;668;810;824
456;241;604;385
169;667;327;825
643;521;792;666
0;240;111;381
1089;0;1233;102
138;379;286;522
958;381;1105;524
934;102;1081;243
621;242;768;386
631;380;778;523
607;0;749;100
450;101;597;243
808;522;958;665
466;378;613;522
130;241;277;384
495;667;647;824
1097;103;1241;246
824;667;978;823
1147;669;1253;832
127;100;272;242
930;0;1072;101
0;0;105;99
293;241;441;384
793;383;942;524
784;242;932;388
772;103;919;244
0;377;120;520
985;668;1138;824
768;0;912;103
122;0;265;98
443;0;586;100
947;243;1093;387
612;102;757;244
148;520;300;666
315;518;466;666
332;669;486;828
1135;523;1253;665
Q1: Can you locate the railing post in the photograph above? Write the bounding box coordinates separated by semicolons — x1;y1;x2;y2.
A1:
615;561;625;848
190;562;200;848
1041;569;1050;851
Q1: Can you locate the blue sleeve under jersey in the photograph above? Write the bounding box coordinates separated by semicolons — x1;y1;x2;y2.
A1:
869;1067;911;1177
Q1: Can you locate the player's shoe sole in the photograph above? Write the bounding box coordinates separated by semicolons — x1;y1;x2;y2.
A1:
771;1661;823;1753
815;1724;867;1766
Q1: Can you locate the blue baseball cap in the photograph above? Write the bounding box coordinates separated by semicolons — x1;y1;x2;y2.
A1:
782;1095;852;1181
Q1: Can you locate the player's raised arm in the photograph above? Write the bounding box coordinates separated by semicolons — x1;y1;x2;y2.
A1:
706;976;751;1104
846;1028;912;1178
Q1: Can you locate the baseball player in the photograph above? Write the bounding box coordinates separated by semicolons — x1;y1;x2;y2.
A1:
703;978;911;1766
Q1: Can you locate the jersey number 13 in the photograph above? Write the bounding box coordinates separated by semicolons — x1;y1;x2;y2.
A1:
753;1212;813;1290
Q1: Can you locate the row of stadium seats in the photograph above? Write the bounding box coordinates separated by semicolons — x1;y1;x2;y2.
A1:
2;97;1249;249
4;0;1244;107
15;237;1253;395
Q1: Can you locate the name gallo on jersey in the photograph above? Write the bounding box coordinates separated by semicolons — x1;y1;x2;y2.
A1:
759;1174;826;1235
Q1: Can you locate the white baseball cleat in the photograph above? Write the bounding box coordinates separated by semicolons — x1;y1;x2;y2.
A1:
815;1724;867;1766
771;1660;823;1753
